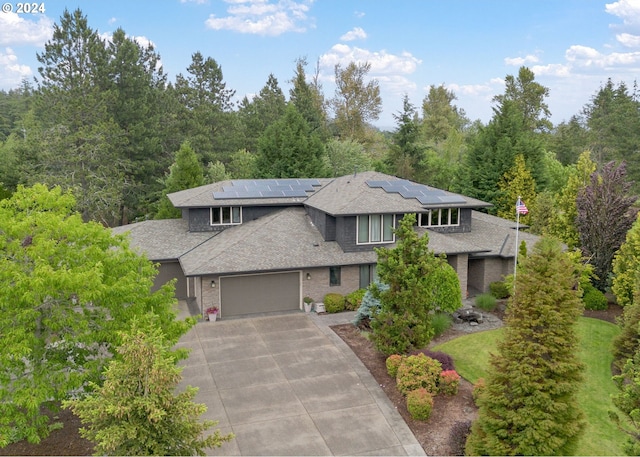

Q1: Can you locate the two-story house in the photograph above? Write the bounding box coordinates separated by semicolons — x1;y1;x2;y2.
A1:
113;171;540;318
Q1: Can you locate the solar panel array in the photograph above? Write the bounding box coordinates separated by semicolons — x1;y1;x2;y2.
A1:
366;179;466;205
213;179;321;199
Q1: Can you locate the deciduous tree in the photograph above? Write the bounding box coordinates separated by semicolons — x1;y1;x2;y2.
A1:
466;238;585;456
576;161;637;291
0;185;192;446
331;61;381;142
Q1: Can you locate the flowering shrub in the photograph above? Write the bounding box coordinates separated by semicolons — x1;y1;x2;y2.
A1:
396;353;442;395
439;370;461;395
385;354;404;378
205;306;219;315
406;388;434;420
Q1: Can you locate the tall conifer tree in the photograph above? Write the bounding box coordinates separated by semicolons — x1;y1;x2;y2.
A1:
466;238;585;456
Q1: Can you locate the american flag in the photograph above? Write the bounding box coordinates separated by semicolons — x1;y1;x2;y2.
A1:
516;198;528;215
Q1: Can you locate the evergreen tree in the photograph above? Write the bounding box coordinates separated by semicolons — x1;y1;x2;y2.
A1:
421;84;468;143
466;237;585;456
289;57;327;138
255;104;327;178
611;329;640;455
64;317;233;456
156;141;204;219
388;95;425;180
456;100;544;210
612;214;640;308
612;293;640;373
227;148;258;179
174;52;238;164
238;74;287;153
496;154;536;223
576;161;637;291
370;214;462;355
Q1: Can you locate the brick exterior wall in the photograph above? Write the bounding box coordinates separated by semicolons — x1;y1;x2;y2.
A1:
301;265;361;304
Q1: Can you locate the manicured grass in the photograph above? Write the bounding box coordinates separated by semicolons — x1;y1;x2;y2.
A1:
433;317;626;456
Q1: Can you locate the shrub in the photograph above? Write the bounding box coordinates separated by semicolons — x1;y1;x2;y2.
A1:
413;349;455;371
475;293;497;312
439;370;461;395
406;388;434;421
431;312;453;337
345;289;366;311
385;354;404;378
323;293;345;313
371;309;432;356
489;281;510;299
396;353;442;395
472;378;486;404
352;283;387;329
448;420;472;456
583;282;608;310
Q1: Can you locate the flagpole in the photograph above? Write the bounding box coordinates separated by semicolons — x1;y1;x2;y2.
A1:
514;196;521;286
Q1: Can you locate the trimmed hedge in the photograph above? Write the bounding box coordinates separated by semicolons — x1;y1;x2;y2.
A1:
345;289;366;311
323;293;345;313
406;388;434;420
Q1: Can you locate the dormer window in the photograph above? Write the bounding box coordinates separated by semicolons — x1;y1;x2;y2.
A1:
357;214;395;244
211;206;242;226
419;208;459;227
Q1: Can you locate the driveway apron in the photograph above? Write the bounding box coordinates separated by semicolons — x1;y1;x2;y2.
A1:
175;310;425;456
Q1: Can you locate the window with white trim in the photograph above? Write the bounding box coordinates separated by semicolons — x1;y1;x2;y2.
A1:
418;208;459;227
357;214;395;244
211;206;242;226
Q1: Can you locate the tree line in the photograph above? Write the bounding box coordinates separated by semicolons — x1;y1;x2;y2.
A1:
1;8;639;291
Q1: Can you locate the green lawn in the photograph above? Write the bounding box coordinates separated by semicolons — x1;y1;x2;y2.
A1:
433;317;627;456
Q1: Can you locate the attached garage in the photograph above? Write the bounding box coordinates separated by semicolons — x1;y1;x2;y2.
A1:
154;261;187;300
220;271;301;318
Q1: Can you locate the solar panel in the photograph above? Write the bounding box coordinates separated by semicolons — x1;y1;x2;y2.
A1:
213;178;321;199
366;179;467;206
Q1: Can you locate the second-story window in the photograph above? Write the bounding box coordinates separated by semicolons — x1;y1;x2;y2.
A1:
211;206;242;226
419;208;459;227
357;214;395;244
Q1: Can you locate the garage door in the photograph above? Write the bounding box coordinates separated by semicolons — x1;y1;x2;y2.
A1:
220;272;301;317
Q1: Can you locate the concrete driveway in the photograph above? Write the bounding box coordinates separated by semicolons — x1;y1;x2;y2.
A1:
175;308;425;456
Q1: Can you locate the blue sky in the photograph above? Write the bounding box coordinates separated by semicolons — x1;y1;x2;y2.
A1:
1;0;639;128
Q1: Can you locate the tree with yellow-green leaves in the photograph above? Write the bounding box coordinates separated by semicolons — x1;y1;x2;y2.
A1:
497;153;536;224
547;151;596;249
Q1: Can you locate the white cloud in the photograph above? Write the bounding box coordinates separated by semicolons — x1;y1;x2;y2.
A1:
0;12;53;46
100;32;156;50
205;0;314;36
564;44;640;68
446;81;500;97
617;32;640;47
320;44;421;76
530;63;571;77
0;47;32;88
504;54;539;66
108;17;118;25
354;11;365;18
340;27;366;41
606;0;640;27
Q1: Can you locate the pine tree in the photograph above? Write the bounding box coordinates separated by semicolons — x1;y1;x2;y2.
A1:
156;141;204;219
466;237;585;456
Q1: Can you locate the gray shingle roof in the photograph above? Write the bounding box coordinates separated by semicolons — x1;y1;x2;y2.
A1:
113;208;541;277
111;219;216;261
303;171;491;215
167;171;491;214
179;207;377;276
